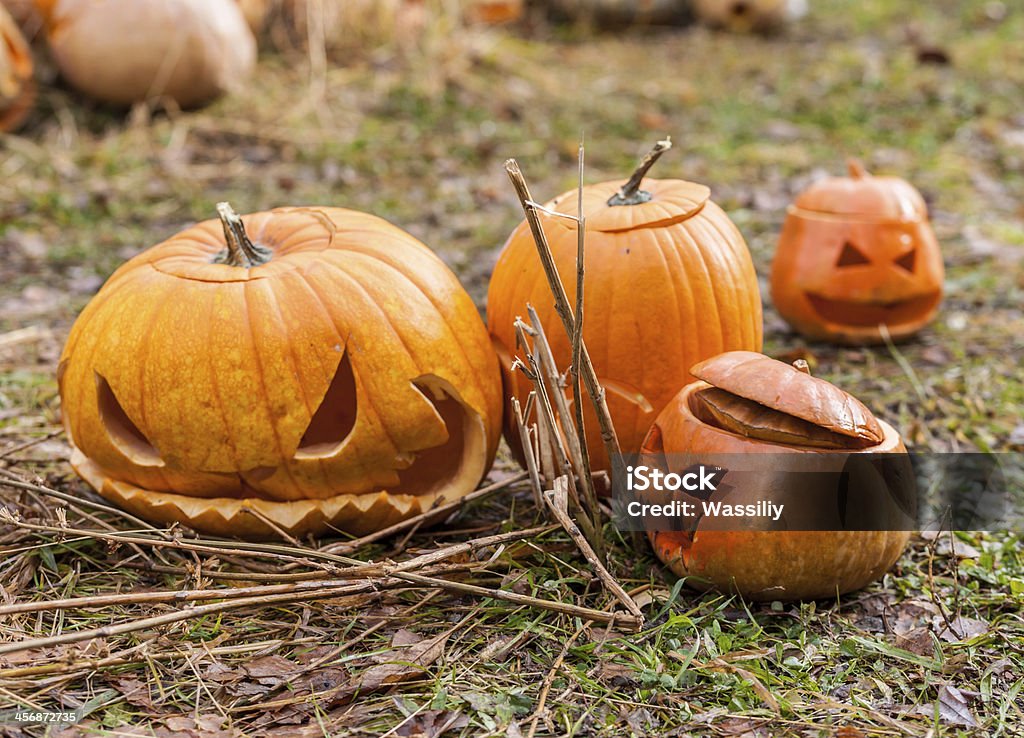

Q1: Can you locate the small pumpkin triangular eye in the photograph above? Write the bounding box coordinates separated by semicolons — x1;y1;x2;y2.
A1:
894;249;916;273
836;241;871;267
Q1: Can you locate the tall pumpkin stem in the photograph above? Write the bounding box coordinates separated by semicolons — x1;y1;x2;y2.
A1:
214;202;271;267
847;158;868;179
607;137;672;206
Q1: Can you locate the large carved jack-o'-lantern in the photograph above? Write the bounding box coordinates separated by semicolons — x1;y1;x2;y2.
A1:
642;351;912;601
487;143;763;473
770;160;944;345
59;205;503;540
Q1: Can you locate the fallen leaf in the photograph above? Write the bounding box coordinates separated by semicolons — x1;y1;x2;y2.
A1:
916;45;951;65
111;677;154;709
936;684;978;727
396;709;468;737
894;627;934;656
390;629;424;649
597;661;638;687
934;615;989;642
328;632;450;706
244;655;299;678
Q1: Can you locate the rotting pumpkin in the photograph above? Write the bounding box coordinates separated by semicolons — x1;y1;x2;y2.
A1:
59;204;503;540
487;141;763;472
35;0;256;108
0;3;33;133
641;351;912;601
770;159;944;344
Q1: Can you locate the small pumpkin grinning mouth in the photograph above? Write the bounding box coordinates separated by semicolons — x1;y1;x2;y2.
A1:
805;291;941;327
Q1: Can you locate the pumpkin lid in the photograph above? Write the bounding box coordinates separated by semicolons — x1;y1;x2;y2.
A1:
792;159;928;221
690;351;885;446
543;179;711;233
537;140;711;233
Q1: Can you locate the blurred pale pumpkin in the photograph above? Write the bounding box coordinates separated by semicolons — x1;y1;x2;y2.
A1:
0;3;33;132
36;0;256;107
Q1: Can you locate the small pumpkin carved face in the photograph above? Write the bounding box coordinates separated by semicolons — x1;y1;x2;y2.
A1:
770;160;944;344
59;205;503;540
641;351;912;601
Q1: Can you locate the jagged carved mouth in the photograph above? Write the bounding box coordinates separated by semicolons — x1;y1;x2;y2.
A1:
805;291;941;328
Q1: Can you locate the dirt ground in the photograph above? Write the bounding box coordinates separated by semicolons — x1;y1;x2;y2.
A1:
0;0;1022;735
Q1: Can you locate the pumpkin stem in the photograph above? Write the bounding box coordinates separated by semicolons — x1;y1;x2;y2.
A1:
214;202;271;268
846;158;869;179
793;359;811;375
607;137;672;206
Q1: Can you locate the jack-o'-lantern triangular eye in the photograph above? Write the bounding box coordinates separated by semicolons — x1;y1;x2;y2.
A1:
297;352;357;457
95;372;163;467
894;248;916;273
836;241;871;267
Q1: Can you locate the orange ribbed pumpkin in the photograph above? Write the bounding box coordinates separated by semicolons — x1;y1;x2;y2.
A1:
643;351;911;601
487;149;763;472
0;4;33;133
59;205;503;540
770;160;944;344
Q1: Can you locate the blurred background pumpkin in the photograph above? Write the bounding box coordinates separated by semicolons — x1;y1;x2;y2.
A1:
0;3;33;132
771;160;944;344
35;0;256;108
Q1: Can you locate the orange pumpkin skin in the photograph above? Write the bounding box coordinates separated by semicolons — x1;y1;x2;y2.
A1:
0;4;33;133
487;178;763;472
770;161;944;345
642;353;910;601
59;206;503;540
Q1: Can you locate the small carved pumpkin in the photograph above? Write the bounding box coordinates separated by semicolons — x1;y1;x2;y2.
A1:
771;160;944;344
487;147;763;472
36;0;256;108
0;3;33;133
59;205;503;539
642;351;911;600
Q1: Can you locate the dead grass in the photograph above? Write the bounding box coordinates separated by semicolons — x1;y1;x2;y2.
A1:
1;0;1023;735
